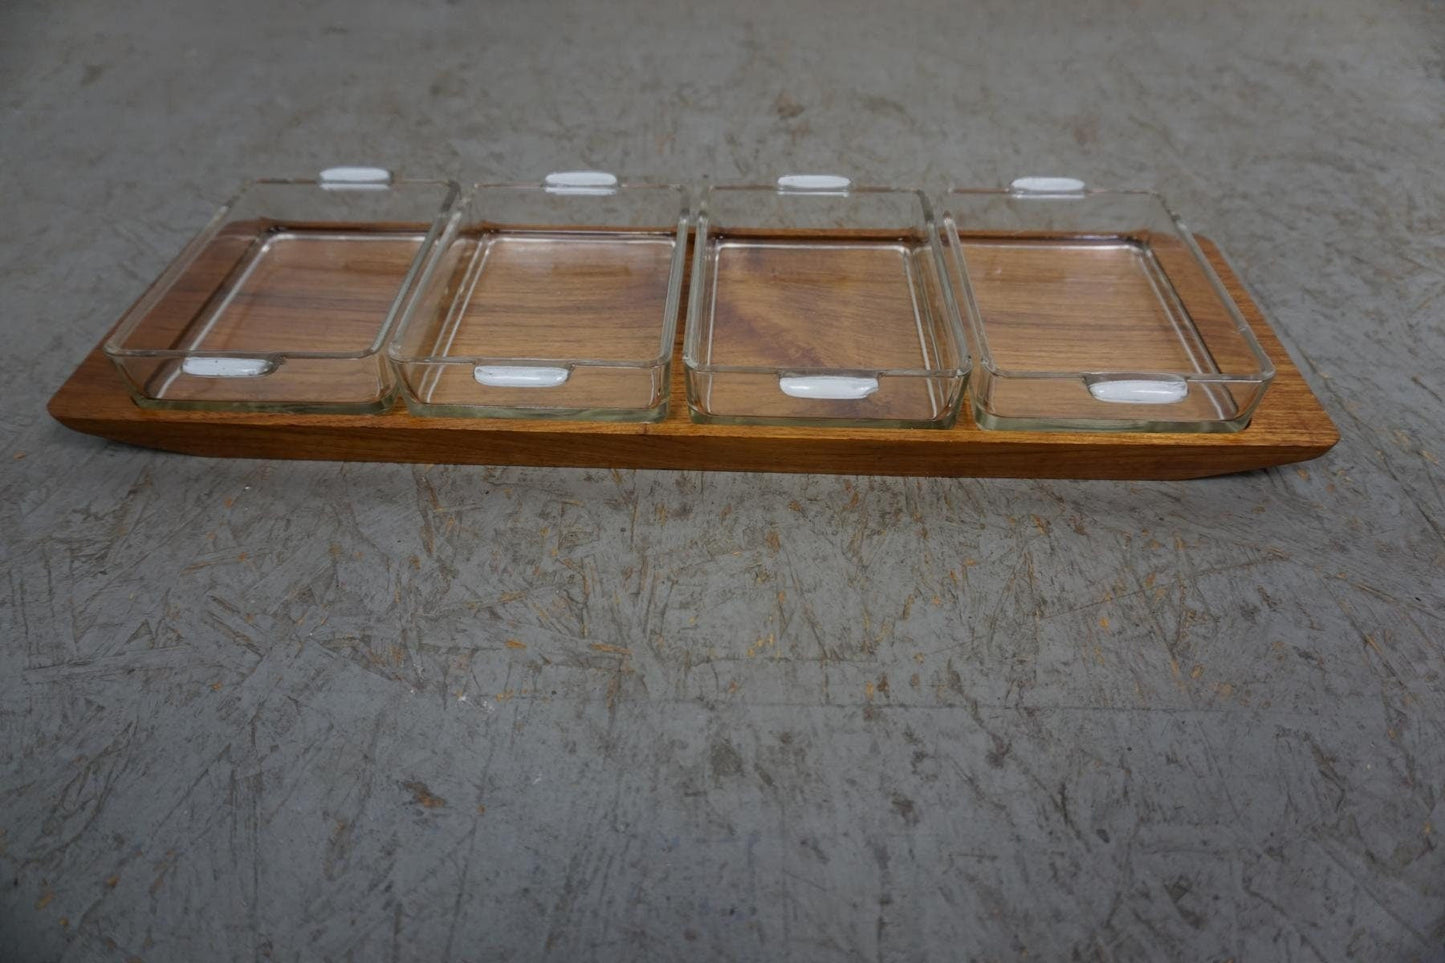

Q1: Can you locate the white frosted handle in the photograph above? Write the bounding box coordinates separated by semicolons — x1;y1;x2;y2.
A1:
544;171;619;195
181;357;275;378
777;174;852;193
320;166;393;190
779;375;879;400
1086;378;1188;404
474;365;571;388
1010;176;1086;195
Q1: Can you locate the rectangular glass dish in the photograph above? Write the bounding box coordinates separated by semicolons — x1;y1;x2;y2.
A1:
941;178;1275;432
103;168;457;412
684;175;968;428
389;172;687;421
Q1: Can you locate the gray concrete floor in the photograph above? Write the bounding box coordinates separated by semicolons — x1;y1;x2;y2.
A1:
2;0;1443;959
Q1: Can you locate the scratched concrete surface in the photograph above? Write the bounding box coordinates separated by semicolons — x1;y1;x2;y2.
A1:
2;0;1443;959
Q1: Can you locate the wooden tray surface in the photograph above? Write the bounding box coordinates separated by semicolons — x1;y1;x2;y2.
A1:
47;238;1337;479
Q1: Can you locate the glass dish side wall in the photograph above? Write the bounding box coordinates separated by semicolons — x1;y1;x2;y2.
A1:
389;181;687;421
104;177;458;413
942;187;1274;432
684;183;968;428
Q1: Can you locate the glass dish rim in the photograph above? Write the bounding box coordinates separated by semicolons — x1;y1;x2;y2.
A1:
386;181;690;369
102;175;461;362
683;182;970;379
939;185;1278;384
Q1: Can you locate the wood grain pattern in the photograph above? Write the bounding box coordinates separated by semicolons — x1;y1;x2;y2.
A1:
392;230;676;413
692;235;959;424
962;238;1208;372
706;241;930;369
410;232;675;361
48;238;1338;479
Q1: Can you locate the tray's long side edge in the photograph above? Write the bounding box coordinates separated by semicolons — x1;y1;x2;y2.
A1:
44;402;1337;479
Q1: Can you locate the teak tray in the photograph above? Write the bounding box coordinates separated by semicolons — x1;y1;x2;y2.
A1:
48;238;1337;479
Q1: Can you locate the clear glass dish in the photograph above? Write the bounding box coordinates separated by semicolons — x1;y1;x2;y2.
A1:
683;175;968;428
389;172;687;421
103;168;458;413
941;178;1275;432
